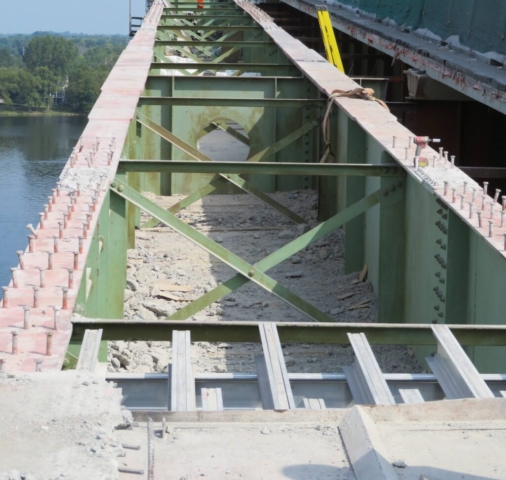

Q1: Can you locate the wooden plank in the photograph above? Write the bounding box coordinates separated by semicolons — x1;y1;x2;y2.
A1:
76;329;103;372
303;398;327;409
399;389;424;404
255;354;275;410
343;333;396;405
156;292;196;302
427;325;494;399
154;281;192;292
169;330;195;411
201;388;224;411
256;323;295;410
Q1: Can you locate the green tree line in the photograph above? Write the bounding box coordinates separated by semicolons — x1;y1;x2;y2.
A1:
0;34;128;113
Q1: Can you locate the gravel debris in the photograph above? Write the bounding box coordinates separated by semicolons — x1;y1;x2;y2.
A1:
107;191;422;375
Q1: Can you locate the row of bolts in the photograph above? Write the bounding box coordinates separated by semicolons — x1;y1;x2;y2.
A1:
393;135;506;249
443;179;506;248
70;136;116;168
0;166;110;367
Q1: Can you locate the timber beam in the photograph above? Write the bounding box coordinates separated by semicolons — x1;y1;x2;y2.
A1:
70;320;506;346
117;160;405;177
138;97;325;108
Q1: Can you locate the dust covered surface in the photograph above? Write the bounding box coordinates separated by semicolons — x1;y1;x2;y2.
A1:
108;191;421;375
117;419;356;480
0;371;131;480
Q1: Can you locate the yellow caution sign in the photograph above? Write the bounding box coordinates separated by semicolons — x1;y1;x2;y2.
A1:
316;6;344;73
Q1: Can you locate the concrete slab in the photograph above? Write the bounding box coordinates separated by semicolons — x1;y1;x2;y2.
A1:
360;399;506;480
0;371;129;479
117;417;356;480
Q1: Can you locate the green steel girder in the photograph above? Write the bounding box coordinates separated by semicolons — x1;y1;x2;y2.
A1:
163;8;241;11
157;26;263;31
70;320;506;347
169;47;203;63
155;41;272;47
138;97;325;108
210;46;242;64
168;30;214;55
202;121;250;145
117;161;405;177
135;113;306;225
162;15;248;20
110;178;335;323
168;187;387;320
152;56;191;76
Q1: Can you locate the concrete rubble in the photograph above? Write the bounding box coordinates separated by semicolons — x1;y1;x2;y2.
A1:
107;190;421;375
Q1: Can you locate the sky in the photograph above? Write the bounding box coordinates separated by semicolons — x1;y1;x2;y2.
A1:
0;0;147;35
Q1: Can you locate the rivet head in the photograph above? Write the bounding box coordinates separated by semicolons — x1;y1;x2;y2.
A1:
118;185;124;192
111;182;117;188
247;270;254;277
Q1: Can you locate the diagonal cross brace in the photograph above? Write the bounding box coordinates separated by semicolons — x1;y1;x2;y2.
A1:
202;121;250;146
168;188;385;320
111;177;335;323
136;113;316;226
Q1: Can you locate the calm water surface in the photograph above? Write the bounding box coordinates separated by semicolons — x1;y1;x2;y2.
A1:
0;116;87;287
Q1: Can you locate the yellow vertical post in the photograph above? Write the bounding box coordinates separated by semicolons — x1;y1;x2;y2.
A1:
316;6;344;73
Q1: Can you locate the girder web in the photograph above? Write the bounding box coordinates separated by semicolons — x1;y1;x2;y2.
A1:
111;177;335;323
135;112;314;227
123;2;406;325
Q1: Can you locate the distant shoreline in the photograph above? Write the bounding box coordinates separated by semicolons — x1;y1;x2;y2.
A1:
0;108;85;117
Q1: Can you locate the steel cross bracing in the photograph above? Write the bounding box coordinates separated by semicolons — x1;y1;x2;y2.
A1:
2;0;506;381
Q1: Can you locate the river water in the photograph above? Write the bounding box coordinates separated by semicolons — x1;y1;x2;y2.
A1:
0;116;87;287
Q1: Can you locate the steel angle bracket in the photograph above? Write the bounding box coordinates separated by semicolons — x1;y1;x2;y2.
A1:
110;177;335;323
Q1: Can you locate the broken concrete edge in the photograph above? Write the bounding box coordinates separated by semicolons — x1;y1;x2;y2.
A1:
339;406;399;480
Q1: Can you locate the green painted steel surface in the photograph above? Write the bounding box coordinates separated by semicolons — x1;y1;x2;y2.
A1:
112;178;335;323
118;160;404;177
67;0;506;377
71;320;506;346
168;188;385;320
135;114;306;225
138;97;324;108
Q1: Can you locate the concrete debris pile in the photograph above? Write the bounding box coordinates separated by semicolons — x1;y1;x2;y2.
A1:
107;191;421;375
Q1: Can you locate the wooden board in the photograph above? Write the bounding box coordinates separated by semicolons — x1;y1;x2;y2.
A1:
154;280;192;292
